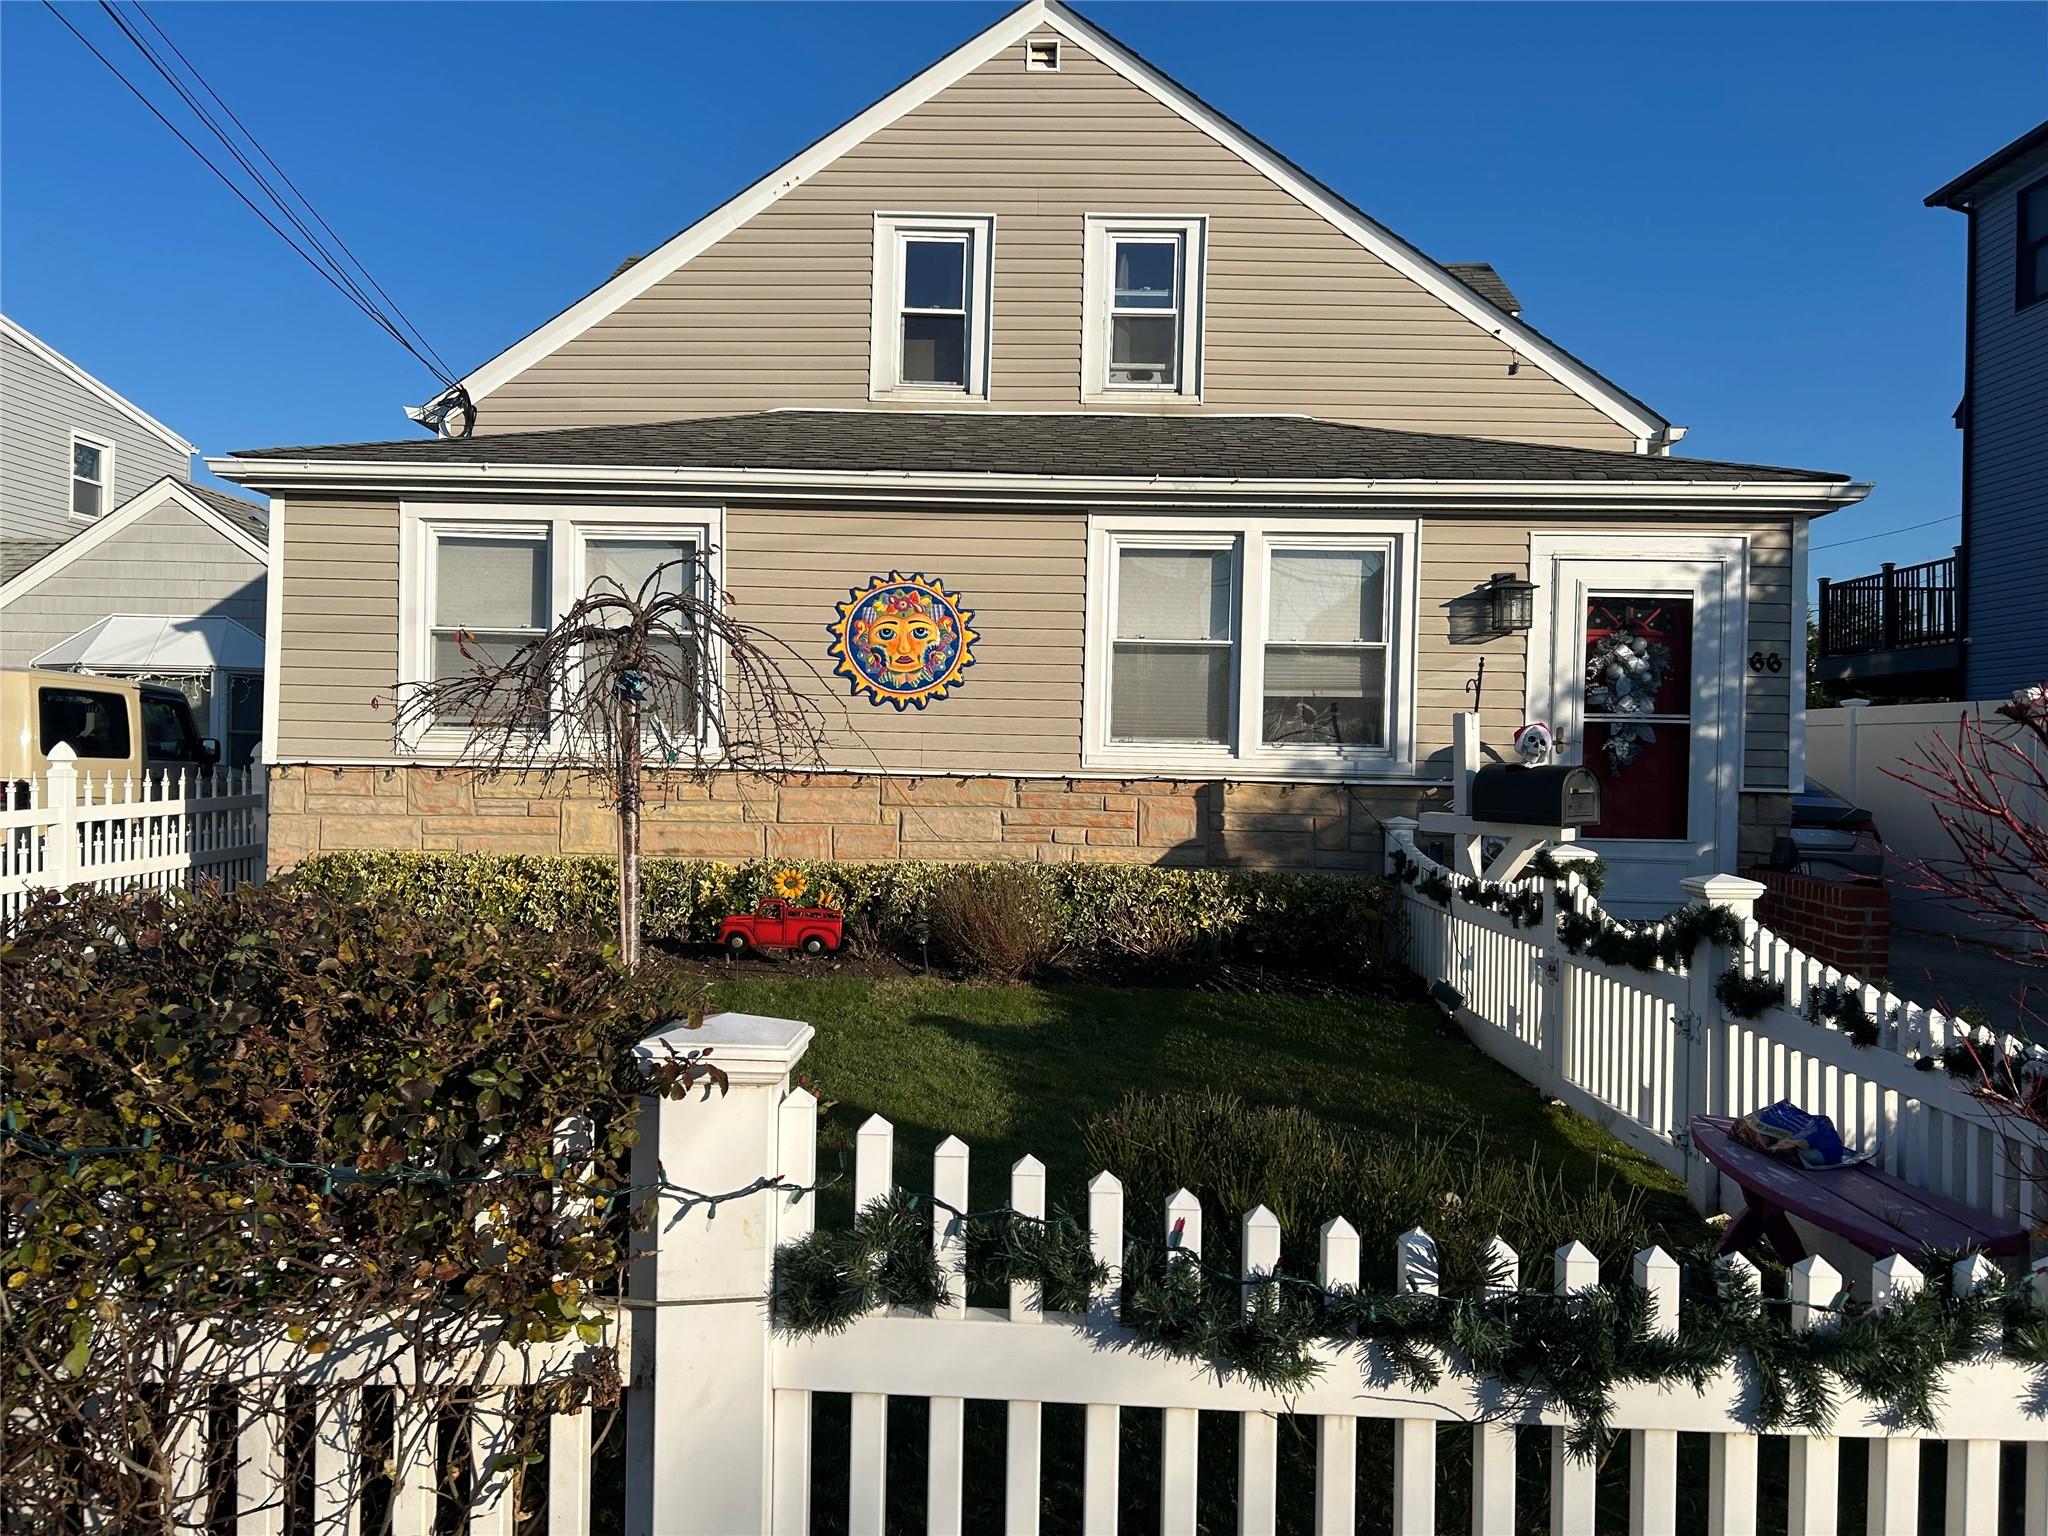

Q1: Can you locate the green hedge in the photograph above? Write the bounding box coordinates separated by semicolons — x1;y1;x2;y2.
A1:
291;852;1397;973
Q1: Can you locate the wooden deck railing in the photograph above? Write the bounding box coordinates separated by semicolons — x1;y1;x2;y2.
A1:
1817;549;1961;658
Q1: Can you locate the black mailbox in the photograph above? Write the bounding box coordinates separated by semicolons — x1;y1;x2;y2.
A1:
1470;763;1602;828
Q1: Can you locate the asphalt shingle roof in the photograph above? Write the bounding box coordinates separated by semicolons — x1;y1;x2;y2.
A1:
230;411;1846;484
1443;263;1521;315
181;479;268;539
1;539;66;584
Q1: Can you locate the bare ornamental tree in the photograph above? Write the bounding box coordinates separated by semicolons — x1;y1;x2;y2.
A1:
385;552;828;968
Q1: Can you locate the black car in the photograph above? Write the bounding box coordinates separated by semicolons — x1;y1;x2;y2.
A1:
1779;778;1884;879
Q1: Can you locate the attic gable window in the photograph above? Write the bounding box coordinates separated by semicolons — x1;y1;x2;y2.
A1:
870;213;994;401
1082;215;1205;401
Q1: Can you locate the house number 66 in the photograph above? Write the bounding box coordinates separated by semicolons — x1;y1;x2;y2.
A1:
1748;651;1783;673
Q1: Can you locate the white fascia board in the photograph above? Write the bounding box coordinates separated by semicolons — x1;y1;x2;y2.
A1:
0;315;198;456
0;476;266;606
448;1;1055;410
207;454;1871;509
437;0;1671;443
1033;2;1668;441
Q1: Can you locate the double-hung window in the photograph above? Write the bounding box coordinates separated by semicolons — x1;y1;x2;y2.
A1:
1083;215;1205;399
428;529;550;725
1088;516;1416;774
70;433;111;520
1109;543;1235;744
870;214;993;399
405;508;720;751
583;533;703;748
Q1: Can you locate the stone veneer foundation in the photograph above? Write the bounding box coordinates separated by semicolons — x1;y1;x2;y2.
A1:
265;766;1435;874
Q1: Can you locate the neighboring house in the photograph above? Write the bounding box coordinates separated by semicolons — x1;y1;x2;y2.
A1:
1;315;270;764
213;0;1867;912
1815;121;2048;702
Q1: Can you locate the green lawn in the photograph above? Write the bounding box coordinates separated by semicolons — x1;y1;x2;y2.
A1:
701;970;1692;1232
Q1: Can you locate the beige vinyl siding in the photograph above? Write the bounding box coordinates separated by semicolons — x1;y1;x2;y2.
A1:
272;495;1794;793
276;499;400;760
479;41;1636;450
725;509;1083;775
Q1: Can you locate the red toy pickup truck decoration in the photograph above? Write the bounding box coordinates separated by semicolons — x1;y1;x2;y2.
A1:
718;897;843;956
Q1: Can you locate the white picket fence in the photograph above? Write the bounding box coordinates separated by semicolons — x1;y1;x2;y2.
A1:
121;1014;2048;1536
0;740;267;923
1384;816;2048;1233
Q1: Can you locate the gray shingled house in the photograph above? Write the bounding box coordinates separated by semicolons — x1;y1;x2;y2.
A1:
1;315;269;765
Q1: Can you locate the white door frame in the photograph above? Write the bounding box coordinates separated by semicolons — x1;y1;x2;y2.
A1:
1527;532;1749;903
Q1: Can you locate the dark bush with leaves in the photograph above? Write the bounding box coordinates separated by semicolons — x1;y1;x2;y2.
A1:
293;850;1400;983
927;864;1061;979
0;883;707;1528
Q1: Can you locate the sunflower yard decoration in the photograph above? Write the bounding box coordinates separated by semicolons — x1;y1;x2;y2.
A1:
773;867;808;901
827;571;978;710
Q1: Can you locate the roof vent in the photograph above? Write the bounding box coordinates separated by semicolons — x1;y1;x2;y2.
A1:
1025;36;1060;71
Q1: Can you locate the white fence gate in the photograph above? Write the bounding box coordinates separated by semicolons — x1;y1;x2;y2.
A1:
0;740;267;923
1383;816;2048;1233
126;1013;2048;1536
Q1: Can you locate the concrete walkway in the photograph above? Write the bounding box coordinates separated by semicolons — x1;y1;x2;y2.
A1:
1884;927;2047;1041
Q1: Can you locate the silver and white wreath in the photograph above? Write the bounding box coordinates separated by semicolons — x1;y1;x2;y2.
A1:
1585;631;1671;773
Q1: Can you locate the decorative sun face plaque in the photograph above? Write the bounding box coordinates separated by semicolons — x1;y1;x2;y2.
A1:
827;571;979;710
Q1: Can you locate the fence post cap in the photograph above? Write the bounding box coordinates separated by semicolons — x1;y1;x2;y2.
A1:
1679;872;1768;906
634;1011;813;1085
1843;697;1871;710
1086;1169;1123;1194
45;742;78;766
934;1133;969;1159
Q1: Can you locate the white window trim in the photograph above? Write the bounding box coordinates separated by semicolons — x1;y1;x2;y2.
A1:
1082;214;1207;403
869;212;995;402
397;504;724;759
69;430;113;522
1083;512;1420;777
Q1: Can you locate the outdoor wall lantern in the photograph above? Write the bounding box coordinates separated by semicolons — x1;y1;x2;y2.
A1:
1486;572;1538;636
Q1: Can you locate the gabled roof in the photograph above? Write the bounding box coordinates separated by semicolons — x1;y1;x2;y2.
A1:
0;314;197;456
222;409;1843;486
435;0;1672;445
0;476;268;607
1926;120;2048;209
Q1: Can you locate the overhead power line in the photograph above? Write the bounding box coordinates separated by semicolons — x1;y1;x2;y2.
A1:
1812;515;1960;553
40;0;469;421
117;0;457;384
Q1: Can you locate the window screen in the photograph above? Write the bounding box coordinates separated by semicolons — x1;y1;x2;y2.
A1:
900;238;969;387
1110;547;1233;743
586;537;700;742
1262;549;1389;747
1108;238;1181;387
71;440;106;520
38;686;131;759
431;533;549;723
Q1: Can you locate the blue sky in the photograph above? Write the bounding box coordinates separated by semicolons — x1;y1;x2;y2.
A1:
3;2;2041;592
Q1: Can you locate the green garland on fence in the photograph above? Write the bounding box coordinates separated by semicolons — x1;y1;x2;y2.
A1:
1715;968;1788;1021
1556;902;1746;974
1805;982;1886;1049
775;1197;2048;1457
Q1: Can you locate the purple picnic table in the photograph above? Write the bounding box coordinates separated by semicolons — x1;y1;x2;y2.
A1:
1691;1115;2030;1264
